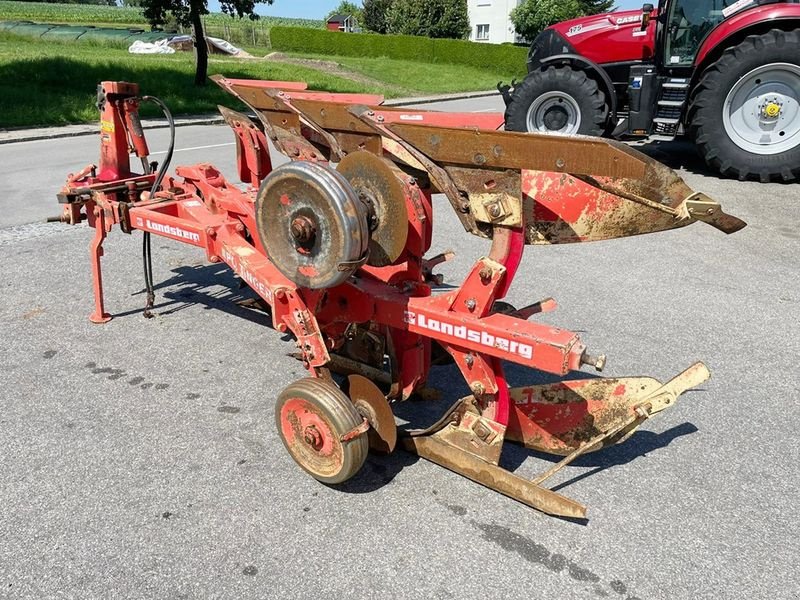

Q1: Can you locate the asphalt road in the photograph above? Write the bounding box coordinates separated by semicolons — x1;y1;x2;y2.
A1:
1;96;799;600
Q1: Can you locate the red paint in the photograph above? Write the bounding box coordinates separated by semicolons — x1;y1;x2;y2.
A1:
695;4;800;66
298;265;319;277
374;110;505;131
549;9;656;65
62;80;607;480
221;78;308;91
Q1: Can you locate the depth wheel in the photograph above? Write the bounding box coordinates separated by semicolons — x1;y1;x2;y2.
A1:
505;66;608;136
275;378;368;484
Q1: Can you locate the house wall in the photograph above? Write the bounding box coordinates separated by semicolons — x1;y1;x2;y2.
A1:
467;0;522;44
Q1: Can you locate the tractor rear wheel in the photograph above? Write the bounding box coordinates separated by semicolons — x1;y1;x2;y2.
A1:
688;29;800;182
505;66;608;137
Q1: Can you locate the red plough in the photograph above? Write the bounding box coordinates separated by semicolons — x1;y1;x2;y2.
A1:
56;79;746;518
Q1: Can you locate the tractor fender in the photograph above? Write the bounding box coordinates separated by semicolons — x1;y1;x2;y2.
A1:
536;53;618;118
695;4;800;69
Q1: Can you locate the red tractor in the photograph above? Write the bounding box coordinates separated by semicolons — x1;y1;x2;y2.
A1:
503;0;800;182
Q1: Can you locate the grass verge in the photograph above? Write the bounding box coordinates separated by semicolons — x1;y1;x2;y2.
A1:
0;32;513;128
0;32;385;127
287;52;520;96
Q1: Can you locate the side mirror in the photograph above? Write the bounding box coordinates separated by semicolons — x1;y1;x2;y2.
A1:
641;3;654;29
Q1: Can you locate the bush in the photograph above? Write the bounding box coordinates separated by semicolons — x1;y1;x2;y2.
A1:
270;26;528;72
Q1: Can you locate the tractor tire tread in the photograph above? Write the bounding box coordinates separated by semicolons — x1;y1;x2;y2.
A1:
687;28;800;182
505;65;608;137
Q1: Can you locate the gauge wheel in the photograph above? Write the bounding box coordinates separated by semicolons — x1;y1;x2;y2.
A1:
275;377;368;485
505;66;608;137
688;29;800;182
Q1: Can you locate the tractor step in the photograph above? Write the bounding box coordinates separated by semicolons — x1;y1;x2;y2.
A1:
651;77;689;137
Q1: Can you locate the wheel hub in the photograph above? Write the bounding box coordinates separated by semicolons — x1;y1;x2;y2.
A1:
722;62;800;155
290;215;316;246
760;100;782;120
526;91;582;135
303;424;323;449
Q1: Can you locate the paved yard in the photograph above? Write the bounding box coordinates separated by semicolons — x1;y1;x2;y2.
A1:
0;96;798;599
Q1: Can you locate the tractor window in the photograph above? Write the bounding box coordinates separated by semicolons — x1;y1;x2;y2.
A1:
665;0;737;65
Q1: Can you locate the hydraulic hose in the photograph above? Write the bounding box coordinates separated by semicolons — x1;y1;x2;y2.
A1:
139;95;175;318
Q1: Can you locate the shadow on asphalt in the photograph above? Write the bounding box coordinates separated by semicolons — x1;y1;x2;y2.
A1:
123;261;701;496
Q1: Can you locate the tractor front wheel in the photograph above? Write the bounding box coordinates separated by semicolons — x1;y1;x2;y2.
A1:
505;66;608;137
688;29;800;182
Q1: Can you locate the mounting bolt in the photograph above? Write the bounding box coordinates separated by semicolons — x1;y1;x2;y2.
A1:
464;354;474;368
303;425;323;449
205;226;216;239
580;351;606;372
479;267;493;283
209;255;220;263
465;298;477;312
487;203;502;219
275;289;287;300
555;158;566;169
235;222;245;233
470;382;485;397
474;422;490;440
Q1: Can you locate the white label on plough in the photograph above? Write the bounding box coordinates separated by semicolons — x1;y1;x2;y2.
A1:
221;247;274;304
404;310;533;360
137;217;201;243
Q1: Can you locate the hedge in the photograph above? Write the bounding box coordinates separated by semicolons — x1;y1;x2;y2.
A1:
270;26;528;73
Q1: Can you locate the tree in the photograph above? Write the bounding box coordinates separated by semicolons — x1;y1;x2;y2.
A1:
140;0;273;86
582;0;615;15
386;0;469;39
362;0;394;34
325;1;364;25
510;0;585;43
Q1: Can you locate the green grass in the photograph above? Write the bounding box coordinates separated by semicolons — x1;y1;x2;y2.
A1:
291;53;520;95
0;32;383;127
0;0;322;27
0;20;517;127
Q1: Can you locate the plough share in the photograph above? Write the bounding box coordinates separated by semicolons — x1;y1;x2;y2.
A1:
56;78;746;519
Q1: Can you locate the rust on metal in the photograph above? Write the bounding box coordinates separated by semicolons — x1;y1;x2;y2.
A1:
347;374;397;453
402;433;587;519
386;123;648;178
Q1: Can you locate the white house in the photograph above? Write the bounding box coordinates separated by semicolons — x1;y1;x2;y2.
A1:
467;0;523;44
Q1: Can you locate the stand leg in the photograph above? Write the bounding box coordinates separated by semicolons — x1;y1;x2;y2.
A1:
89;206;112;324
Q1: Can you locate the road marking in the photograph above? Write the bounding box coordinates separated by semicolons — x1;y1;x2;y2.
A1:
151;142;235;155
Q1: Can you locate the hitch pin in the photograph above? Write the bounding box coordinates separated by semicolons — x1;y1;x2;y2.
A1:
580;351;606;372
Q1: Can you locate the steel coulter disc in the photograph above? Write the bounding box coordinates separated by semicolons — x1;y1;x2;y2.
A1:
336;151;409;267
256;161;369;289
347;374;397;453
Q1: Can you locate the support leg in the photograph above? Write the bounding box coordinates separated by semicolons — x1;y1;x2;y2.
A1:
89;206;112;324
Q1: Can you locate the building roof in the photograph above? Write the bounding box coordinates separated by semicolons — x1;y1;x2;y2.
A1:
327;14;352;23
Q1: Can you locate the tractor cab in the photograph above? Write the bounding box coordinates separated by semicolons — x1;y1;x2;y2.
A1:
661;0;735;66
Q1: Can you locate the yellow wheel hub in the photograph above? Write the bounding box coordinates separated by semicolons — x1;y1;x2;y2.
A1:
763;102;781;118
